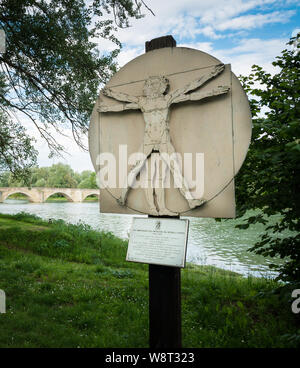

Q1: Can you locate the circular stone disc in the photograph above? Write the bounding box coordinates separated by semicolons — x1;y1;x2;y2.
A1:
89;47;252;217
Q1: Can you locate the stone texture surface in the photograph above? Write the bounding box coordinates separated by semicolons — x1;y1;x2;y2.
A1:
89;47;252;218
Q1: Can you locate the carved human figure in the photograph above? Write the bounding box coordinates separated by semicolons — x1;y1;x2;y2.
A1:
98;64;230;215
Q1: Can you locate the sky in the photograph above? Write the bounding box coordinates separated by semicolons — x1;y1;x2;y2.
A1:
28;0;300;173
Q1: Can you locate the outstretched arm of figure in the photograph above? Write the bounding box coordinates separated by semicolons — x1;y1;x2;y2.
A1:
169;64;226;103
102;87;139;103
97;102;139;113
171;85;230;104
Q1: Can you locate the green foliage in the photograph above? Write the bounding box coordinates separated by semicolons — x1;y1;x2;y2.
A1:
0;111;37;183
78;171;97;189
44;163;78;188
236;35;300;282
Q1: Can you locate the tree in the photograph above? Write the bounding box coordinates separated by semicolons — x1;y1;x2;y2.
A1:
46;163;77;188
0;163;99;188
0;110;37;180
236;35;300;283
30;166;50;186
0;0;149;176
0;170;10;186
34;177;45;187
78;171;97;188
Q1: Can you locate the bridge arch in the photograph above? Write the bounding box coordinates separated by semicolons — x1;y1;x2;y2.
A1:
0;187;99;203
2;191;35;202
44;191;74;202
82;192;99;202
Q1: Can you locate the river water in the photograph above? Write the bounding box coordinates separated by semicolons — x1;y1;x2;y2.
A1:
0;199;282;278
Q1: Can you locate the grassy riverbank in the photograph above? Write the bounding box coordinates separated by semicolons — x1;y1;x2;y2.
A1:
0;212;299;348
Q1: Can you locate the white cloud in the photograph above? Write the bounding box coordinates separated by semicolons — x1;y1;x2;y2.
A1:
215;10;295;31
117;46;144;67
200;26;224;40
198;0;278;24
109;0;292;48
178;41;214;54
90;0;298;67
178;37;286;76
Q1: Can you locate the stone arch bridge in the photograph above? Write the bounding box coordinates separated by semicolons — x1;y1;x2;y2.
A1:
0;187;99;203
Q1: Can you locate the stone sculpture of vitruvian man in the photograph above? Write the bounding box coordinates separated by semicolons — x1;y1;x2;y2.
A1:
98;65;230;215
89;46;252;218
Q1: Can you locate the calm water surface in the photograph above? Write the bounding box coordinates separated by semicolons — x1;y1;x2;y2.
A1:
0;200;282;278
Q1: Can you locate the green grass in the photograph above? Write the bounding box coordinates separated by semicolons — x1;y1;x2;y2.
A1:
0;212;299;348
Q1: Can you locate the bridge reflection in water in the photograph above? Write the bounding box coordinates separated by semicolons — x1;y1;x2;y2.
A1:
0;187;99;203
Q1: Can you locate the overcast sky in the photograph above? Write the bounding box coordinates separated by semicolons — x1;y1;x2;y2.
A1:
28;0;300;173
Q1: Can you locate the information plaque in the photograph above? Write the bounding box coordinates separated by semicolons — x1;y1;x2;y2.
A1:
126;217;189;268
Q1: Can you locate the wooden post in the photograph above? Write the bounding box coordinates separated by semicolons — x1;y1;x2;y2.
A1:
146;36;181;349
149;263;181;348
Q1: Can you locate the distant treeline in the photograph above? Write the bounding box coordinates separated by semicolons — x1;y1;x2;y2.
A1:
0;163;97;189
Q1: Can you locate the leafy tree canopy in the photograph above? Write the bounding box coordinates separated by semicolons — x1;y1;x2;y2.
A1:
0;0;148;179
236;35;300;283
0;162;98;188
0;109;37;178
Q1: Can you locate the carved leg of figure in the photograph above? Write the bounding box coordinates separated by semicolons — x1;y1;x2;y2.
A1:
187;198;207;209
145;153;159;216
153;154;178;216
118;144;153;206
161;142;206;209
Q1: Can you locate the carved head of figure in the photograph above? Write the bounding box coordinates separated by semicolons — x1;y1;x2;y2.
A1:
143;76;169;98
